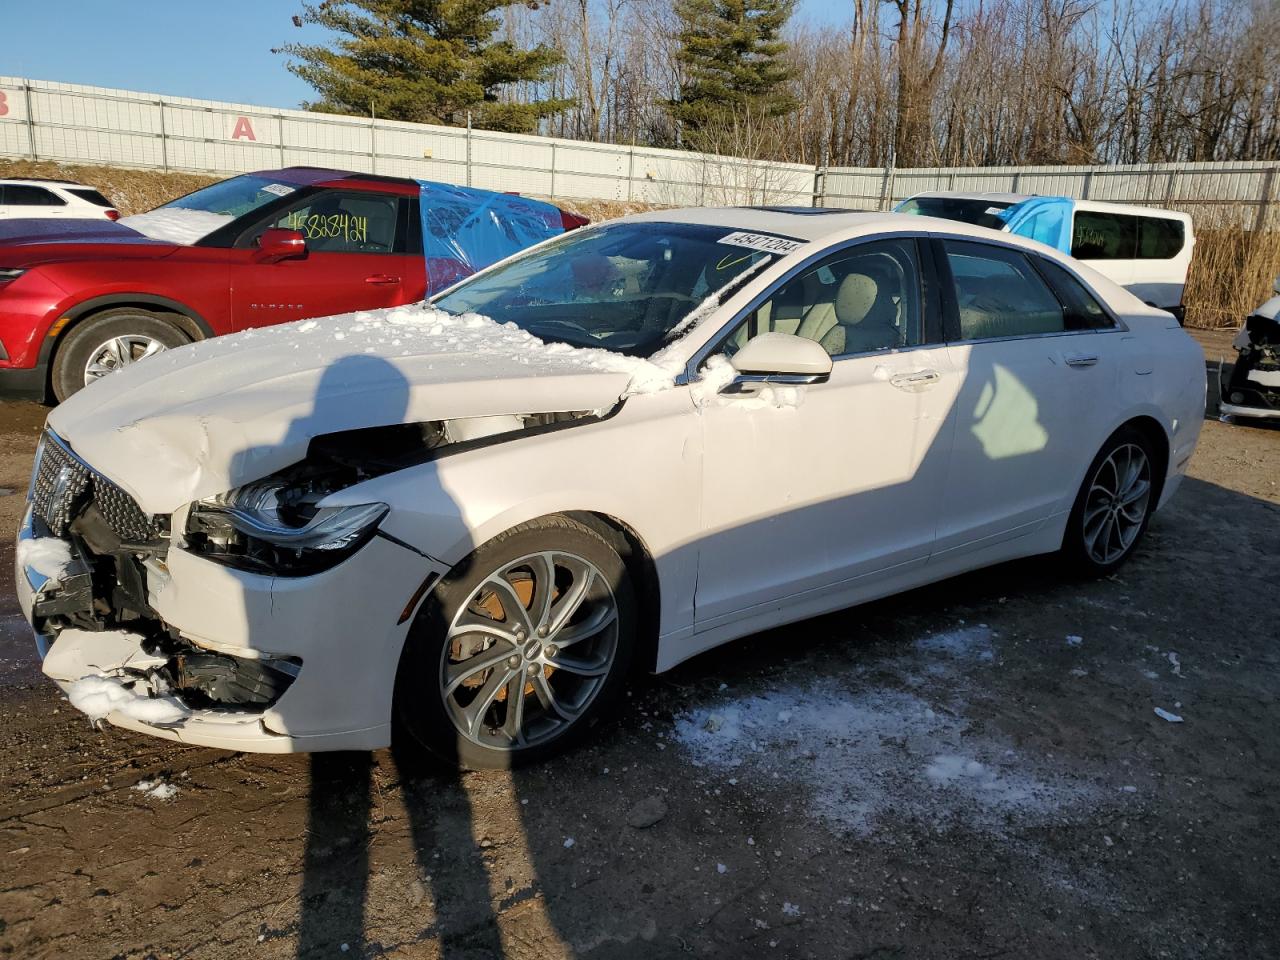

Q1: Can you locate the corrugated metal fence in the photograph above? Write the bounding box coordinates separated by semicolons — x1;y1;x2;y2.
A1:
2;77;1277;226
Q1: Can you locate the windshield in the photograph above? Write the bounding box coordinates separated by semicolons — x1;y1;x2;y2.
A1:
433;221;786;356
121;175;300;245
897;197;1013;230
163;175;299;218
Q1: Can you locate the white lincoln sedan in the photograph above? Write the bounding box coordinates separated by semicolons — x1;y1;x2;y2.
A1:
16;208;1206;767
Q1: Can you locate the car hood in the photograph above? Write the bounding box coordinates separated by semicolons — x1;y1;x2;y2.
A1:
48;304;669;514
0;218;176;267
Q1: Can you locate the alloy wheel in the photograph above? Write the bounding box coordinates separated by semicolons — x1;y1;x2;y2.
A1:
83;334;168;384
440;551;620;751
1082;442;1151;565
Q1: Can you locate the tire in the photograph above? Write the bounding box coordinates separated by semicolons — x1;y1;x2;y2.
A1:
394;515;636;769
51;308;191;402
1061;425;1159;576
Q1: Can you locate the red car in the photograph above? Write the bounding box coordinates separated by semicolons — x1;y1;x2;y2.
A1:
0;167;587;401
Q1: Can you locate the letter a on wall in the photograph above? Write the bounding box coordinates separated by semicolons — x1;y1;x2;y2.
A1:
231;116;257;141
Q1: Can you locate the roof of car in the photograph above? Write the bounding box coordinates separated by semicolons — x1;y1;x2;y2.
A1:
0;178;89;188
621;205;997;243
262;167;421;195
907;190;1188;221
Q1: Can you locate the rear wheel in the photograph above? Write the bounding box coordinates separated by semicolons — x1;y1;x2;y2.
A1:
395;516;636;769
51;308;191;401
1062;426;1158;576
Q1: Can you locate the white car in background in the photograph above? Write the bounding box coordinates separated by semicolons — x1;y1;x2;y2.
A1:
17;208;1206;768
897;193;1194;322
0;178;121;221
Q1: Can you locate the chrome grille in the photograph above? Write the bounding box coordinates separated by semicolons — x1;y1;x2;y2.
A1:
30;431;159;542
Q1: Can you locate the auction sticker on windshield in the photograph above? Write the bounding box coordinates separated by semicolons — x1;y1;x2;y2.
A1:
718;231;806;255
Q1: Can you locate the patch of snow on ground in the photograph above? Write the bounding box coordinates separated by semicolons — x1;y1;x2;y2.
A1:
132;779;179;801
16;536;74;579
120;208;234;245
673;623;1092;834
66;675;189;726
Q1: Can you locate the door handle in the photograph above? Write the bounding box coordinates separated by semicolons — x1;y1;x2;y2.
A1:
1064;354;1099;367
889;369;941;390
365;274;401;285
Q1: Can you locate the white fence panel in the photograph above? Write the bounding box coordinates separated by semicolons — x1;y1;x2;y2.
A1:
0;76;1275;225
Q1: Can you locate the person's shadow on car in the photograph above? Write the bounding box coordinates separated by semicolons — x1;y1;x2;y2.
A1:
257;355;502;957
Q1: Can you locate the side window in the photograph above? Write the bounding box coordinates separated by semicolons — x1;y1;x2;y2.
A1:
268;190;400;253
5;185;66;207
1071;211;1137;260
943;240;1065;340
1034;258;1115;330
1137;217;1184;259
724;238;922;358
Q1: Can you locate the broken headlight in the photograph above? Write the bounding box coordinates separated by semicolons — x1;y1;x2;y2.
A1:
184;478;387;576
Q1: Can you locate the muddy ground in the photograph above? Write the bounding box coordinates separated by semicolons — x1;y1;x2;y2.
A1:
0;331;1277;960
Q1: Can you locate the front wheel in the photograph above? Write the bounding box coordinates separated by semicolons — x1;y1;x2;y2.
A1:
51;308;191;402
1062;426;1158;576
394;516;636;769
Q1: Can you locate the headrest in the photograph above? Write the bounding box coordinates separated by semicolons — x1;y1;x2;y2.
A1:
835;273;878;325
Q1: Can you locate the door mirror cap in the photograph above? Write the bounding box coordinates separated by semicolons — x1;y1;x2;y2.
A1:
730;332;834;380
254;228;307;263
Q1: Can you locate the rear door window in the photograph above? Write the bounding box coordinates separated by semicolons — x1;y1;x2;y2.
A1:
1033;258;1115;330
4;185;66;207
1136;217;1184;259
1071;211;1137;259
67;187;114;207
942;240;1066;340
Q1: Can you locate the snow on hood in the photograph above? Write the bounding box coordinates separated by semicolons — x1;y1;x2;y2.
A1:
49;304;682;514
119;208;235;245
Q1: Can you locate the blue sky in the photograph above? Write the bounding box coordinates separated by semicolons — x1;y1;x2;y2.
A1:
0;0;845;109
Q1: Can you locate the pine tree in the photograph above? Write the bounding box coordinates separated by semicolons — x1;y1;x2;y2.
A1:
670;0;797;138
283;0;572;134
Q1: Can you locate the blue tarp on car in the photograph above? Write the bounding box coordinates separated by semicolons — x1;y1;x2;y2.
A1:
417;181;567;292
998;196;1075;252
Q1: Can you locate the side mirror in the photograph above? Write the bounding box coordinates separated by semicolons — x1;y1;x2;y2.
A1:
1273;274;1280;295
254;228;307;264
729;332;833;383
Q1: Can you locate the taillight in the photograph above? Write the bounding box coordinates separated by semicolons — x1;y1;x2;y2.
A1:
105;209;120;221
560;211;589;231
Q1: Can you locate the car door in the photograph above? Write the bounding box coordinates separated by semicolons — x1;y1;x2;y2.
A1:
693;236;960;632
228;189;420;330
931;237;1115;559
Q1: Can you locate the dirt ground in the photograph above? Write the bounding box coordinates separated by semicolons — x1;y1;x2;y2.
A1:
0;332;1277;960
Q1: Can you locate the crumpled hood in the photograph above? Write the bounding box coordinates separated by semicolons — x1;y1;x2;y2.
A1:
48;304;667;514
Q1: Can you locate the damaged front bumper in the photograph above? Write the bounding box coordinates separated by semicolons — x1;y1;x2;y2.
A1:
20;497;446;753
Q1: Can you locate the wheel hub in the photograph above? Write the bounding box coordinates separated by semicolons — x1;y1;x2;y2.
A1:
440;550;619;752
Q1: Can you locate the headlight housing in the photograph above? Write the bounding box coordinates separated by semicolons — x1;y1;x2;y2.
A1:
0;267;26;286
185;478;387;576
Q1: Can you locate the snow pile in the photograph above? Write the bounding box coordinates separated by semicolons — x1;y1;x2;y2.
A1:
132;779;179;801
673;624;1090;834
120;208;234;245
16;536;75;580
65;675;189;726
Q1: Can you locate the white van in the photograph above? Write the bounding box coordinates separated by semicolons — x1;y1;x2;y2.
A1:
897;193;1195;322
